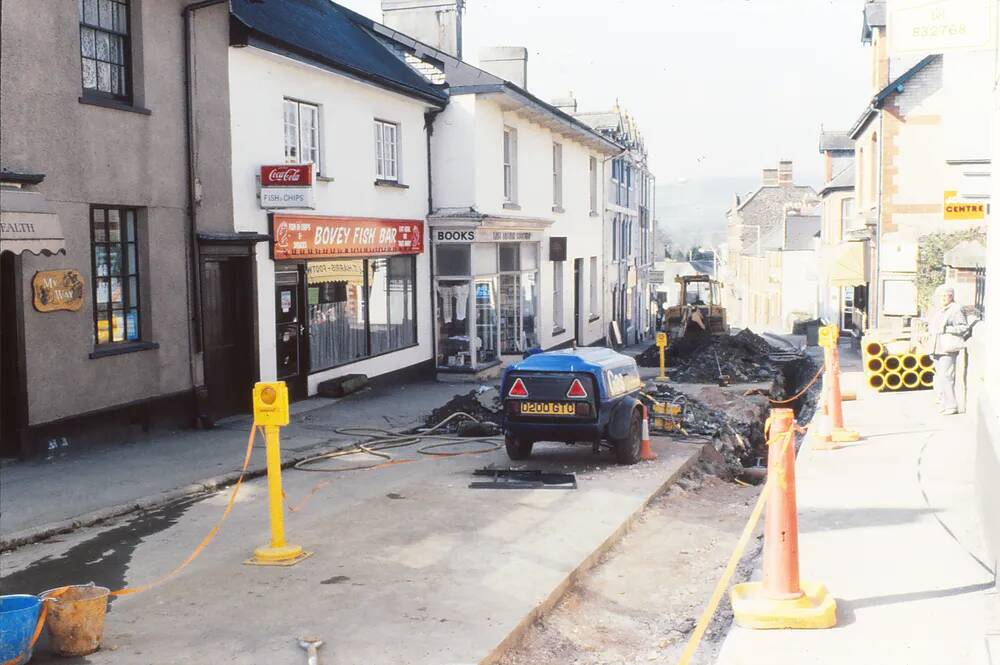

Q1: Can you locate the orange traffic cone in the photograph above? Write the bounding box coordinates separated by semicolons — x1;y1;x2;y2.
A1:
826;342;860;443
730;408;836;629
639;405;657;461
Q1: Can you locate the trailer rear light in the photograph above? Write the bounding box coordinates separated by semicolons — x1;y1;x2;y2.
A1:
574;403;592;417
507;401;522;414
508;377;529;398
566;378;588;399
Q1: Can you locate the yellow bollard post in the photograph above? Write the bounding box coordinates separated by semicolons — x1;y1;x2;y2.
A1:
245;381;311;566
654;332;669;384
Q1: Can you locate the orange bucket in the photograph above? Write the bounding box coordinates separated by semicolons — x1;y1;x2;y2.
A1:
40;584;109;657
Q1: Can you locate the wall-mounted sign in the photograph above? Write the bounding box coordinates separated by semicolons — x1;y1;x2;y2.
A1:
889;0;995;54
272;214;424;260
944;190;986;220
431;227;544;244
32;269;84;312
259;164;315;209
549;236;567;262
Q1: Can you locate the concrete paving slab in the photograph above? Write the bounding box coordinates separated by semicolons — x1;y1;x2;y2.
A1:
2;436;702;665
715;379;994;665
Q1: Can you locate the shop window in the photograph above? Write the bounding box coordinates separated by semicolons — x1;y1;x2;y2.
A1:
499;243;520;272
520;243;537;270
284;99;321;172
436;243;470;276
553;261;564;331
307;257;416;371
475;279;499;365
91;206;141;345
374;119;400;182
437;279;472;368
473;243;498;274
80;0;130;100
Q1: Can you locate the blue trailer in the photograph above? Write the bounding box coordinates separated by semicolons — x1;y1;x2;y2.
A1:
500;347;645;464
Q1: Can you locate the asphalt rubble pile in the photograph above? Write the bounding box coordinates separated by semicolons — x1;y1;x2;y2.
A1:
638;328;783;385
423;387;503;435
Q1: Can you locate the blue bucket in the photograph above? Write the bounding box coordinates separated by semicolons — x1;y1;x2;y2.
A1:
0;595;44;665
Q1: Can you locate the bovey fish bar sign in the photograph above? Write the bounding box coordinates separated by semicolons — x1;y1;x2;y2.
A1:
271;214;424;260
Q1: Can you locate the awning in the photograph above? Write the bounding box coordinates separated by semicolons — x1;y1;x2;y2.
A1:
825;241;869;287
0;189;65;256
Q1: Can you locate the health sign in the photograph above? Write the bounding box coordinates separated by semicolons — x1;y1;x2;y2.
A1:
271;214;424;260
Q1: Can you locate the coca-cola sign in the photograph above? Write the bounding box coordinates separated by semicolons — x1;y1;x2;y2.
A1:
260;164;313;187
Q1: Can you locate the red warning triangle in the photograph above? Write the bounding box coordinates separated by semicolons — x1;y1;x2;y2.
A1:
508;377;529;398
566;378;588;399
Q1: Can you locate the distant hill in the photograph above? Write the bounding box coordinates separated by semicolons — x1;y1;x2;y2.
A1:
655;177;758;254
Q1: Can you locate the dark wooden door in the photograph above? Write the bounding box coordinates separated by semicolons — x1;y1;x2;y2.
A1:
573;258;583;344
274;267;308;399
202;257;254;422
0;252;25;456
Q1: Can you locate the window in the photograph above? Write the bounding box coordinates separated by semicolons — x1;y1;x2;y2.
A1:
80;0;130;100
307;257;417;370
283;99;320;171
612;216;619;260
553;260;564;330
840;197;855;240
552;142;563;209
375;120;399;181
589;256;599;317
589;156;598;213
503;127;517;202
91;206;141;345
435;244;471;276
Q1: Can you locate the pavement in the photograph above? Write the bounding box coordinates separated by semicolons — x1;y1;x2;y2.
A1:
715;357;999;665
1;435;702;664
0;379;474;548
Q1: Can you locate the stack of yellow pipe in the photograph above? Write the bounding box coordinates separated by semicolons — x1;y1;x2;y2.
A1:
862;340;934;393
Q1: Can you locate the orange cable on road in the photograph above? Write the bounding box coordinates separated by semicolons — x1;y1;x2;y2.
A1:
768;363;824;405
110;424;260;597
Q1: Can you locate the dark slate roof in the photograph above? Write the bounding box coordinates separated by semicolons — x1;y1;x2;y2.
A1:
230;0;447;105
732;184;816;256
820;161;855;196
849;54;940;138
784;215;821;251
819;131;854;153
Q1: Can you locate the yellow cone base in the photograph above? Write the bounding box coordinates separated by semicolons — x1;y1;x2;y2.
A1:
840;390;857;402
831;428;860;443
810;435;841;451
244;544;311;567
731;580;837;629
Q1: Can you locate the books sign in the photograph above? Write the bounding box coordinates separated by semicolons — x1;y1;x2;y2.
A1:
272;214;424;260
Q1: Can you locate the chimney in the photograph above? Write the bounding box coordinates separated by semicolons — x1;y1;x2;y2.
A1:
778;160;793;186
381;0;465;59
762;168;779;187
479;47;528;89
552;92;577;114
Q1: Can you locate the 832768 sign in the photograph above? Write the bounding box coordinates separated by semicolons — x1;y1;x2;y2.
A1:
271;214;424;260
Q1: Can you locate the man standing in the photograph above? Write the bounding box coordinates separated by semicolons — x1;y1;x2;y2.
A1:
929;285;969;415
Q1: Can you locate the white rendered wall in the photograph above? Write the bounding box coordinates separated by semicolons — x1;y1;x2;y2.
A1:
229;46;435;391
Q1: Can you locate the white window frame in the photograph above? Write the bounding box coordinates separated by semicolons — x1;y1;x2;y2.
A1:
589;256;599;317
553;260;564;330
503;127;517;202
283;98;321;173
374;119;400;182
589;156;598;214
552;142;563;209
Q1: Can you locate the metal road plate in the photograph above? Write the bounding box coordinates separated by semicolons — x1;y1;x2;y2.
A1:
519;401;575;416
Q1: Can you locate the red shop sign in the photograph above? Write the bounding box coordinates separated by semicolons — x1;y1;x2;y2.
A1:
271;214;424;260
260;164;313;187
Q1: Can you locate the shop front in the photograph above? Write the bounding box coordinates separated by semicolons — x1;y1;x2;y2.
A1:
269;213;425;398
432;225;547;379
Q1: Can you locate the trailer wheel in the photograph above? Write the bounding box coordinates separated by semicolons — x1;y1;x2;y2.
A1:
613;408;642;465
505;434;534;460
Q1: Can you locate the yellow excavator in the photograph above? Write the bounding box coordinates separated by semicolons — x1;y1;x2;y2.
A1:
661;275;727;345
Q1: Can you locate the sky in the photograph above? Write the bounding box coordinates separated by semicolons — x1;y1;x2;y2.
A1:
335;0;873;189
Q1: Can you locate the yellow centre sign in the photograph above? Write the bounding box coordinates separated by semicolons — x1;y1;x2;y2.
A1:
944;191;986;221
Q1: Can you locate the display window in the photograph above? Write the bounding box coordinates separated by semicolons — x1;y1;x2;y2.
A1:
308;256;417;371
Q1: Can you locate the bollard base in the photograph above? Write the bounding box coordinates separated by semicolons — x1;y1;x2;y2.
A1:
245;544;312;567
831;428;861;443
840;390;858;402
730;580;837;629
639;448;658;461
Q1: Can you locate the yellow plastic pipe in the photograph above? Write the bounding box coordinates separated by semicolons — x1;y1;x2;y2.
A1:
884;355;902;372
885;371;903;390
866;357;884;374
920;370;935;388
919;354;934;369
901;354;919;370
867;373;886;391
864;341;885;358
902;370;920;389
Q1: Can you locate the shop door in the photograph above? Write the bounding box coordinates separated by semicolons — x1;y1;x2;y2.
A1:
201;257;254;423
1;252;24;457
573;258;583;344
499;273;522;355
275;268;308;399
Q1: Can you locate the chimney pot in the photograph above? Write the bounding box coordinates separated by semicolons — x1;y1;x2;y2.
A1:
381;1;464;58
479;46;528;89
762;168;779;187
778;160;793;185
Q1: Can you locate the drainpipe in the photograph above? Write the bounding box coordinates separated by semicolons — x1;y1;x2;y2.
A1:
873;111;884;331
425;108;442;375
182;0;227;422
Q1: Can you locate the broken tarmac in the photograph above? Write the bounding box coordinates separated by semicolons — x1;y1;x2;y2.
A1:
3;435;703;664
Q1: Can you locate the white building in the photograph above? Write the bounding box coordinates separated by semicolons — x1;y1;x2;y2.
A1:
226;0;448;398
372;4;622;380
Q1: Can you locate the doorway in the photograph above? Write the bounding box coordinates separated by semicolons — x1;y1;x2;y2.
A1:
201;256;255;423
275;267;308;399
573;258;583;344
0;252;25;456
